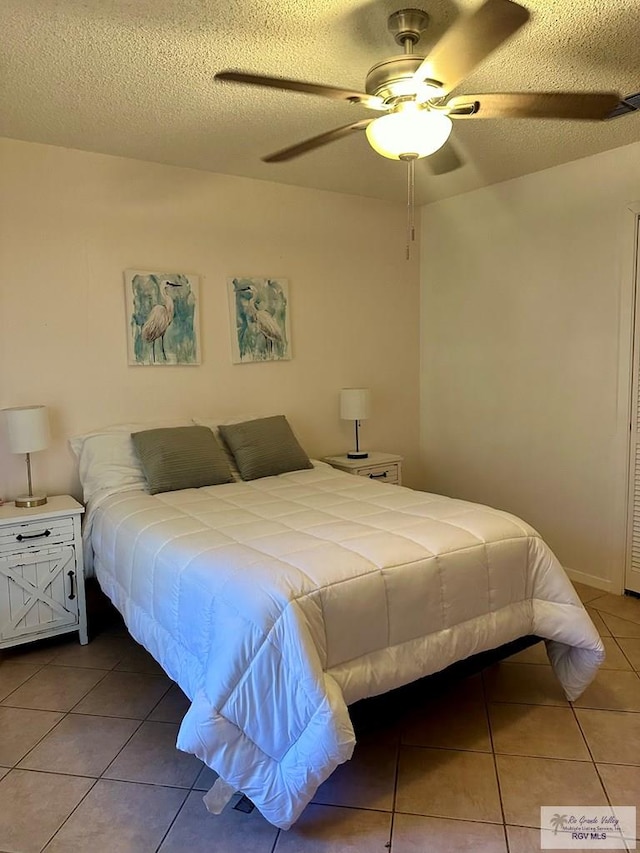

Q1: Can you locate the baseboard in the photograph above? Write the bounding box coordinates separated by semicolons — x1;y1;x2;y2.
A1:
563;566;614;594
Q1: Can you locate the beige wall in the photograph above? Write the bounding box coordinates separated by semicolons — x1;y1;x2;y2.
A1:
420;140;640;590
0;138;422;501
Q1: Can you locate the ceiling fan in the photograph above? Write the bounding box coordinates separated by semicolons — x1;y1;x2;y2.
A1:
214;0;620;169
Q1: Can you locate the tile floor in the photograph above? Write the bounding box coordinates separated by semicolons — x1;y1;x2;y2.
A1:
0;581;639;852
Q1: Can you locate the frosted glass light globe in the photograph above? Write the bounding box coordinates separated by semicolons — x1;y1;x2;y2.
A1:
366;105;452;160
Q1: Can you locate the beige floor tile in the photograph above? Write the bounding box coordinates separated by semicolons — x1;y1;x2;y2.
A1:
506;825;543;853
401;680;491;752
489;703;590;760
158;790;279;852
312;733;397;811
572;583;605;604
396;746;502;822
589;594;640;625
597;764;640;814
274;803;391;852
0;766;8;781
1;664;105;711
0;706;64;765
600;637;633;670
0;769;93;853
483;663;569;706
496;755;607;828
0;660;42;702
572;669;640;711
44;778;187;853
113;645;166;675
600;611;640;639
617;638;640;669
192;762;219;791
505;642;549;665
50;634;134;670
586;607;611;637
103;720;202;787
393;813;507;852
148;683;191;723
2;642;60;665
18;713;140;776
71;670;172;718
576;709;640;765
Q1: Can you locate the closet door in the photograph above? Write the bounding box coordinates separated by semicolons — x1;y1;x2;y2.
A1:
625;217;640;594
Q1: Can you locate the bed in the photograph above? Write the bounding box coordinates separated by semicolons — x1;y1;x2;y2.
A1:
72;417;604;830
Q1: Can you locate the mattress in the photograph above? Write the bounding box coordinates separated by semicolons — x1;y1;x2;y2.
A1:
87;461;604;829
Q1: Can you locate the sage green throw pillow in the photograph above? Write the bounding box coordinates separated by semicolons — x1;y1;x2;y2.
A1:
218;416;313;481
131;425;233;494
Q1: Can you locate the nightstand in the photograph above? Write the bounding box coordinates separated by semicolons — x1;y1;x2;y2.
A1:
0;496;88;649
323;452;403;485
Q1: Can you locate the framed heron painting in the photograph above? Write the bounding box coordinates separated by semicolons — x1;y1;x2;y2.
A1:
125;270;201;366
228;276;291;364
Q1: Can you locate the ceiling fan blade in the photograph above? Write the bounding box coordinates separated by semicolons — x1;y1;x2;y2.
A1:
446;91;621;120
263;119;373;163
425;140;465;175
414;0;529;95
215;71;385;110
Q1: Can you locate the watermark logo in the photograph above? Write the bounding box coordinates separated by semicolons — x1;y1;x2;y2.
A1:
540;806;636;849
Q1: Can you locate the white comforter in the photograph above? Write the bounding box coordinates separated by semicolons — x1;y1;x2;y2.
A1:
88;462;603;829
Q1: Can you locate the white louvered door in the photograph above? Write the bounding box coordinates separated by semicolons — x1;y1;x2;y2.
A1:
625;217;640;594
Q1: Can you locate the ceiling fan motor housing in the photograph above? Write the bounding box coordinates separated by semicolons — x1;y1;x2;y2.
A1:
366;10;438;104
365;55;426;102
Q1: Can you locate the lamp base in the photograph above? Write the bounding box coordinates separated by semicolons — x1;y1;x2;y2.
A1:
347;451;369;459
15;494;47;508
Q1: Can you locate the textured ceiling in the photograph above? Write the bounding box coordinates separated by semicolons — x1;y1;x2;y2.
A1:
1;0;639;204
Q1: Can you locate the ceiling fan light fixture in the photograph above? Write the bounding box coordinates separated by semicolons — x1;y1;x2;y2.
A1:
365;104;452;160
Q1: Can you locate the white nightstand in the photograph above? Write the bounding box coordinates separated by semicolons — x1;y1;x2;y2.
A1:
0;496;88;649
323;452;403;486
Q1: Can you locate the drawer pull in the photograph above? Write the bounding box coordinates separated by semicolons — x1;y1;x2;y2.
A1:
16;529;51;542
67;570;76;600
369;471;388;479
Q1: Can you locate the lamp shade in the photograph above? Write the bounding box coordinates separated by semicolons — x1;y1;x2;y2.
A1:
3;406;50;454
366;104;452;161
340;389;371;421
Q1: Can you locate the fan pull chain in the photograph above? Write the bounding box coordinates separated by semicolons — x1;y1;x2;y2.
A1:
405;156;416;260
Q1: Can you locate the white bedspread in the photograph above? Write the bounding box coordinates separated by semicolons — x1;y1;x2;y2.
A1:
88;462;604;829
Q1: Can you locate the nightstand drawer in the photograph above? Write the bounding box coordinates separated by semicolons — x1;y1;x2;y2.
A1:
358;462;400;484
0;516;75;554
323;452;403;485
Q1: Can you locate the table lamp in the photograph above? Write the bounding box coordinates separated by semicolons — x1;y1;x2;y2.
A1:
340;388;370;459
3;405;50;507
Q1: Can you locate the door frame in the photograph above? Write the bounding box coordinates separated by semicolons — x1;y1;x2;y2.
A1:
618;203;640;594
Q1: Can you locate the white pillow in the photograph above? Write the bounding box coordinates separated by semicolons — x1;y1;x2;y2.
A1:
70;419;191;504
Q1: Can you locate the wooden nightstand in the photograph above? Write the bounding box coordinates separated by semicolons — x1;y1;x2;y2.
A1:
323;452;403;486
0;496;88;649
